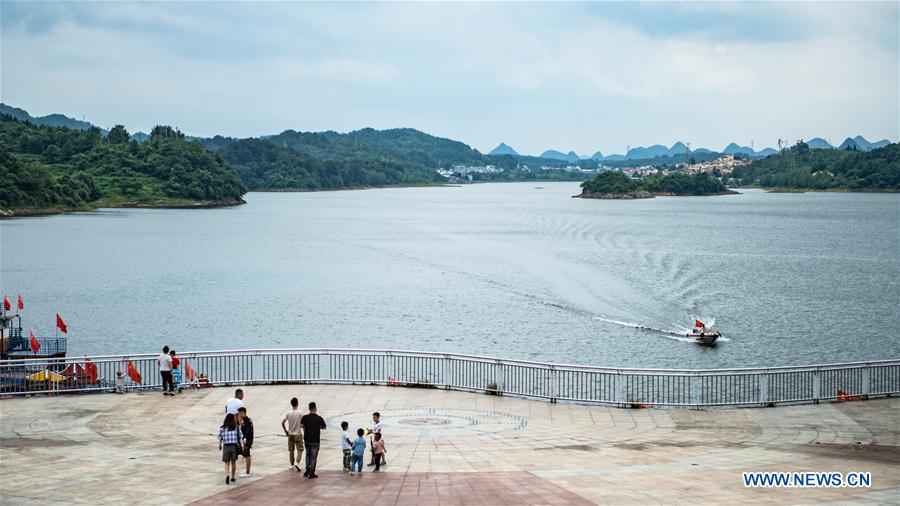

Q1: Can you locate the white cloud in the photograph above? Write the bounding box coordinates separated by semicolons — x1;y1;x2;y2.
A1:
1;1;896;154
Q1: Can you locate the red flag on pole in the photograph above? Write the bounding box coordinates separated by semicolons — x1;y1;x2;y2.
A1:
56;314;68;334
126;360;142;384
3;296;9;311
17;294;24;311
694;319;704;328
85;357;98;384
29;331;40;354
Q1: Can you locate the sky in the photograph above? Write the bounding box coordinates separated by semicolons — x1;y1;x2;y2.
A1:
1;1;898;156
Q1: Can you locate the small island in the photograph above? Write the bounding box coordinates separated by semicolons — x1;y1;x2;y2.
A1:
577;170;736;199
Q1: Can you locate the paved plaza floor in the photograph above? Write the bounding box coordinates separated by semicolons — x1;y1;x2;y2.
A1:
0;384;897;505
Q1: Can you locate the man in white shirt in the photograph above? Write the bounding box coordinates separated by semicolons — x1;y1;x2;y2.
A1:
156;345;173;396
226;389;245;414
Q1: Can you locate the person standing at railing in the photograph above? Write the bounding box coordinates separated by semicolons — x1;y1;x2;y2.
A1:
300;401;327;479
157;346;174;396
281;397;304;472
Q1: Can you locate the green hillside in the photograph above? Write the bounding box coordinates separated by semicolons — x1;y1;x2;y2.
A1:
732;143;900;190
0;115;246;214
216;137;443;190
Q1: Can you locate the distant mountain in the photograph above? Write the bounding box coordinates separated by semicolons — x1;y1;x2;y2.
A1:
626;144;670;159
669;141;689;155
722;143;755;156
590;151;604;160
130;132;150;142
806;138;834;150
693;148;713;155
488;142;519;156
837;135;892;152
539;150;581;162
755;148;778;157
603;154;627;161
0;103;104;133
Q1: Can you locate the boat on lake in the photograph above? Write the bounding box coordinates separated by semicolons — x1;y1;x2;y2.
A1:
687;319;720;345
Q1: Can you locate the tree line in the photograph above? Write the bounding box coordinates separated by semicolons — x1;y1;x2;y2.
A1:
732;142;900;190
0;115;246;210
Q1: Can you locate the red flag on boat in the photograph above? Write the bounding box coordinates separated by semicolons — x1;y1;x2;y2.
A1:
56;314;68;334
694;319;704;328
3;296;9;311
85;357;98;384
183;360;196;382
29;331;40;354
126;360;142;384
17;294;24;311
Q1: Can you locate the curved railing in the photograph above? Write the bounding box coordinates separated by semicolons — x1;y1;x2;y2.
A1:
1;348;898;408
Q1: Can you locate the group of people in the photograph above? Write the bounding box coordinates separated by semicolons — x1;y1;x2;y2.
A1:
155;345;182;395
218;389;254;484
216;389;388;484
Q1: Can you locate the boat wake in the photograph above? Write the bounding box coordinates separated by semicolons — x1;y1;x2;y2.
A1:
592;316;730;343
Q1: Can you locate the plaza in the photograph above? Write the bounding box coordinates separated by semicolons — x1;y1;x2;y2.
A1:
0;384;897;505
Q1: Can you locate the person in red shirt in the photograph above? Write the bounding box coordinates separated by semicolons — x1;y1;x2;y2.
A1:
170;350;181;370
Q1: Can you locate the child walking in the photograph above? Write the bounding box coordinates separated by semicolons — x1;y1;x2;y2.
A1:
350;428;366;475
218;413;245;484
371;433;386;472
340;421;352;472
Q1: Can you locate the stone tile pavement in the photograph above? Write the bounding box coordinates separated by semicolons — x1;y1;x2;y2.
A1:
0;384;897;505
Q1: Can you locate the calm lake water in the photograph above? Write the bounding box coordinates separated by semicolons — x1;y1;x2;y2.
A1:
2;183;898;369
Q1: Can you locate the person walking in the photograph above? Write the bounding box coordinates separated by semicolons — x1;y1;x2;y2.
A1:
218;413;245;485
238;407;254;476
225;389;244;414
300;401;326;478
157;346;173;396
281;397;304;472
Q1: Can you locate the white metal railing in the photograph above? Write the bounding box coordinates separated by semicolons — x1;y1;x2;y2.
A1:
1;348;898;408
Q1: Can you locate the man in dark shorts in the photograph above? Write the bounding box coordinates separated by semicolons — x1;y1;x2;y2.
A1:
299;401;327;478
238;407;254;476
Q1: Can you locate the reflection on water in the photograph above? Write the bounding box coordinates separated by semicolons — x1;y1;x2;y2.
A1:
1;184;898;368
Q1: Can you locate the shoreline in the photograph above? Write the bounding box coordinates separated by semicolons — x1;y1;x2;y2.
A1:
575;189;740;200
250;183;457;193
0;197;246;219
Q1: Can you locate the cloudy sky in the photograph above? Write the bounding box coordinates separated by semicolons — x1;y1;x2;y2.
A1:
2;1;897;155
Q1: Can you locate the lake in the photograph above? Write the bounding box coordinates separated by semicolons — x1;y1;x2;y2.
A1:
2;183;898;369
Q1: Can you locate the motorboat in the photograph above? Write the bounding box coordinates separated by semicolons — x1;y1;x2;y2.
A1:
687;319;720;345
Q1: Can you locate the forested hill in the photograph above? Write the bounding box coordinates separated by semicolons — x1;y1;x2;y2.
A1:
215;137;444;190
0;115;246;215
732;142;900;190
205;127;523;190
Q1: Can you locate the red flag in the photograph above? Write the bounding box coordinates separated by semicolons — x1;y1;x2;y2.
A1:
29;331;40;354
3;296;9;311
126;360;142;384
694;319;704;328
56;314;68;334
183;360;196;382
17;294;24;311
85;357;98;384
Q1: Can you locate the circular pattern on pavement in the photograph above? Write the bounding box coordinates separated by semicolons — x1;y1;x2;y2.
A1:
330;407;527;436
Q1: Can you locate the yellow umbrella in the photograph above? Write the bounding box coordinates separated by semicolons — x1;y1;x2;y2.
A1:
25;370;68;382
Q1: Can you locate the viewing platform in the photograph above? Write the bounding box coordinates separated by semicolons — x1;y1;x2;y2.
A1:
1;383;898;505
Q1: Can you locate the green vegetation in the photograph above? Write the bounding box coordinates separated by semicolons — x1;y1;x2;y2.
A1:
0;115;246;214
732;142;900;190
579;171;728;199
215;137;443;190
209;127;537;190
